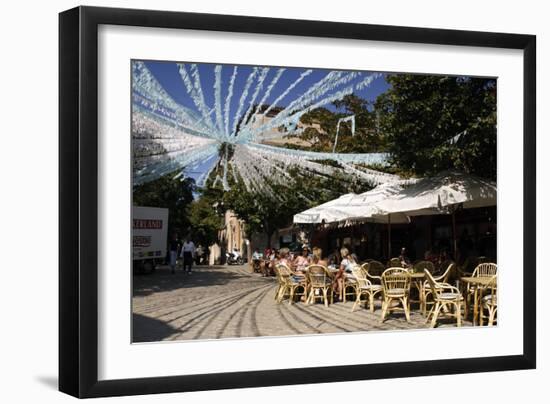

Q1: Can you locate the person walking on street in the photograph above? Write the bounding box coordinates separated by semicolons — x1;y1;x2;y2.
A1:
169;234;180;274
181;237;196;274
195;244;204;265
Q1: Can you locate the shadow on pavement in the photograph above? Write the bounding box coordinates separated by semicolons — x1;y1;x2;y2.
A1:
132;313;179;342
132;265;263;297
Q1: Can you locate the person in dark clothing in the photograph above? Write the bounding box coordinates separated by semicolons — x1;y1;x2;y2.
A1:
169;234;180;274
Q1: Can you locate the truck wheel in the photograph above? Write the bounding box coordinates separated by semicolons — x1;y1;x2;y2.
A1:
142;260;154;274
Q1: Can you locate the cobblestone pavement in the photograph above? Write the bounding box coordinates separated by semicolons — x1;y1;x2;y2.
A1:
132;264;472;342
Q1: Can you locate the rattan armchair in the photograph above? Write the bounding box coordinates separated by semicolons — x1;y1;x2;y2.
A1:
422;261;456;316
364;260;385;283
424;269;463;328
350;266;382;312
413;260;435;274
464;262;497;318
274;263;307;305
342;270;359;303
380;267;412;323
479;275;497;326
306;264;333;307
273;265;286;301
388;257;402;267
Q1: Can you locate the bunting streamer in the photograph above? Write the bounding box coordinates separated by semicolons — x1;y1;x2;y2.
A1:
132;62;397;193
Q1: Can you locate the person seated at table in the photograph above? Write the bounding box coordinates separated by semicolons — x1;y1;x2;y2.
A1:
261;248;275;277
252;249;262;260
293;246;311;274
333;247;357;298
276;248;293;267
277;248;304;279
399;247;412;268
327;248;341;267
251;249;263;273
424;248;439;264
311;247;328;267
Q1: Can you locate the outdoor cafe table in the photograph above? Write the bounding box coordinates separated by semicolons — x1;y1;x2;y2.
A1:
460;276;497;326
408;272;425;311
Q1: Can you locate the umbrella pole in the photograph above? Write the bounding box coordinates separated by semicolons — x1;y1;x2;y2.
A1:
451;209;458;261
387;215;392;259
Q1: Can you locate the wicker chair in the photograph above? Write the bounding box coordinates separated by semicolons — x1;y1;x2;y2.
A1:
422;261;456;316
342;270;359;303
275;263;306;305
464;262;497;318
365;260;385;283
479;275;498;326
273;265;286;301
406;260;434;310
413;260;435;274
306;265;333;307
380;267;412;323
424;269;463;327
351;266;382;312
388;257;402;268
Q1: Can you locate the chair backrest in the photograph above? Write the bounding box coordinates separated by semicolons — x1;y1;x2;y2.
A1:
437;259;452;276
424;269;440;296
359;263;369;280
388;257;402;268
484;275;498;305
276;262;292;276
473;263;497;277
381;267;411;294
439;261;456;283
273;265;287;286
413;260;435;274
307;265;329;288
275;263;293;286
366;260;385;282
351;265;369;289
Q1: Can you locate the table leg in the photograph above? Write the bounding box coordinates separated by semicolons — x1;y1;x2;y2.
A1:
473;286;479;326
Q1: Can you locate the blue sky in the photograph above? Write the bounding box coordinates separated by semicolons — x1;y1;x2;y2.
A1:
143;60;390;132
138;61;391;188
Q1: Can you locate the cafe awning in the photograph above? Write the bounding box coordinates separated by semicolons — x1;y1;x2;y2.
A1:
371;171;497;218
293;182;411;225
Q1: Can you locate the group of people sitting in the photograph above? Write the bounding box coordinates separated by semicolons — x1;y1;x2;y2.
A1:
252;245;361;299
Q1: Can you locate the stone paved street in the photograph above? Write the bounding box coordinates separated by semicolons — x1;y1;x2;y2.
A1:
132;264;471;342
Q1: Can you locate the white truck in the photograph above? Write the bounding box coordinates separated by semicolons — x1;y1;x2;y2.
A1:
132;206;169;273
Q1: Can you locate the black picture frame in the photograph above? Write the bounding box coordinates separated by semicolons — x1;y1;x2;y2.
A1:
59;5;536;398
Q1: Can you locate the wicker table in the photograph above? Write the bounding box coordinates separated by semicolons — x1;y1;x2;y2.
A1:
460;276;497;325
408;272;425;310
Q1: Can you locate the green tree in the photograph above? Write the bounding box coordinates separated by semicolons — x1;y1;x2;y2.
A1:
188;197;223;247
297;94;386;153
133;173;195;237
221;167;372;247
375;75;496;179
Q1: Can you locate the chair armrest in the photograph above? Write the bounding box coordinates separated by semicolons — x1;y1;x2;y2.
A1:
356;276;372;285
437;283;461;294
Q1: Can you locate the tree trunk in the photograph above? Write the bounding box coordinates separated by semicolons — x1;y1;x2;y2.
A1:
264;223;274;249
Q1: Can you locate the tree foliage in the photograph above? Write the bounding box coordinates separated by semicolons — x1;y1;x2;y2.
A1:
188;196;223;247
133;173;196;237
221;166;372;246
374;75;496;179
298;94;387;153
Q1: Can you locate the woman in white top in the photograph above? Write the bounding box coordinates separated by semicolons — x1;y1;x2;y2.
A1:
333;247;356;298
180;238;196;274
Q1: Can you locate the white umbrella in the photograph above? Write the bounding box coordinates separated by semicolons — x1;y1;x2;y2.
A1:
294;182;411;258
372;171;497;258
293;193;359;224
293;182;410;225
